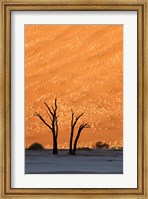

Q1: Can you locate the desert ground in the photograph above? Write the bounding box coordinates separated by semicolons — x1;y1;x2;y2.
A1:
25;25;123;149
25;149;123;174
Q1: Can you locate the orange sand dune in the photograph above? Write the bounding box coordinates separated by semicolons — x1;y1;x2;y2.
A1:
25;25;123;148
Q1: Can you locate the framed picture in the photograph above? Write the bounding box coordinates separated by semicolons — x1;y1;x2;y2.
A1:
0;0;147;198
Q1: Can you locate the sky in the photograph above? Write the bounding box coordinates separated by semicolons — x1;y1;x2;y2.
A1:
25;25;123;149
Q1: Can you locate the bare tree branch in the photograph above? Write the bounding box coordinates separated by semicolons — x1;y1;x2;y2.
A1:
79;123;90;130
34;112;52;131
51;105;55;113
44;102;54;116
73;112;84;126
71;109;74;127
55;99;57;109
46;111;53;122
55;115;58;138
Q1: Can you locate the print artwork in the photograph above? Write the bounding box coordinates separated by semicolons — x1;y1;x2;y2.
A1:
25;25;123;174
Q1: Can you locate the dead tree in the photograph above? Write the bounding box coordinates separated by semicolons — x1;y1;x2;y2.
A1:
69;110;84;154
34;99;58;154
72;123;90;155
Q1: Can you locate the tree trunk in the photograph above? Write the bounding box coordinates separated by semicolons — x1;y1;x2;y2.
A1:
53;136;58;154
69;127;74;154
72;133;80;155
